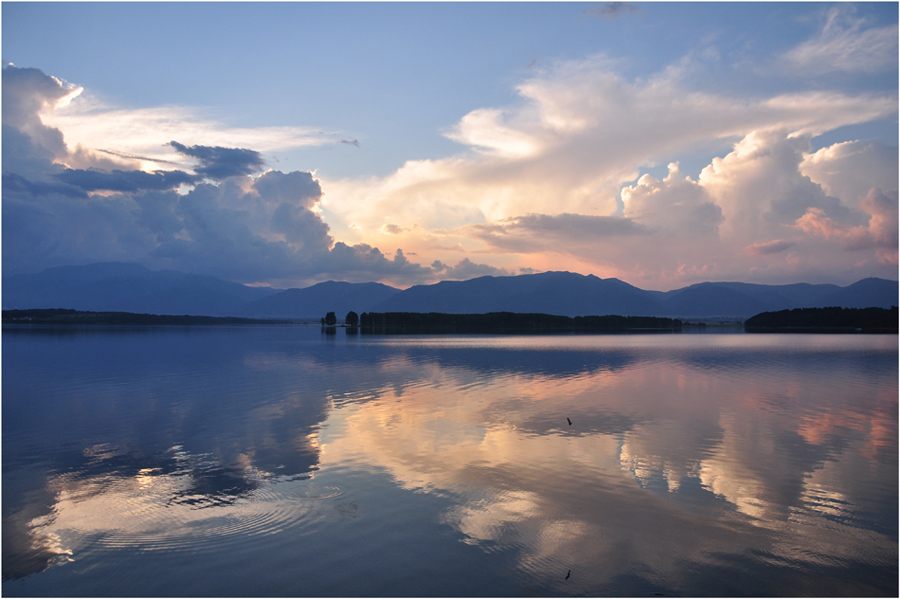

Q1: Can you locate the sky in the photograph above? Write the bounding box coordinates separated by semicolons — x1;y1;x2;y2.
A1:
2;2;898;291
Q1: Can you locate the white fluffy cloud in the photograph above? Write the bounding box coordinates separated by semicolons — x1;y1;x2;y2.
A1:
800;140;899;208
321;44;896;288
622;163;722;236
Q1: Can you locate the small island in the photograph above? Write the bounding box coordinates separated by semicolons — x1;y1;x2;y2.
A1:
744;306;898;333
357;312;682;334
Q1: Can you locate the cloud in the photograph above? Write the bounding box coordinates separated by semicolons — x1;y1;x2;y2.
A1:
783;5;899;75
744;239;796;256
381;223;408;235
2;65;79;160
38;84;351;173
169;141;265;180
468;213;648;254
697;130;860;240
794;188;898;264
4;42;898;291
800;140;899;208
621;163;723;235
431;258;514;280
0;65;476;287
582;3;642;20
319;40;896;288
325;52;896;245
55;168;197;192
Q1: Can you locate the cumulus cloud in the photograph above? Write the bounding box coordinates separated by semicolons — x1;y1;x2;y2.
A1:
431;258;515;280
5;32;898;292
325;51;895;246
697;130;859;240
621;163;723;235
0;65;491;287
2;65;78;160
800;140;899;208
794;188;898;264
169;141;265;180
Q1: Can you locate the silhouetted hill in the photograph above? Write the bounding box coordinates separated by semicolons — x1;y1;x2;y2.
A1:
818;278;899;309
374;271;897;319
657;280;854;317
2;263;279;316
238;281;401;320
374;271;664;317
4;263;897;320
661;284;771;318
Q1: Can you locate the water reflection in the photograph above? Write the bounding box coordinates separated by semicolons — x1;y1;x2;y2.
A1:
3;327;896;596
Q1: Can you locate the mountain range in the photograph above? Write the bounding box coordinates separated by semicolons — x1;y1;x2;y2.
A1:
3;262;897;321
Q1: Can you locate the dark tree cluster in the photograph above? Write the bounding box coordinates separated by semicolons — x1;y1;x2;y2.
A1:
744;306;898;333
357;312;681;334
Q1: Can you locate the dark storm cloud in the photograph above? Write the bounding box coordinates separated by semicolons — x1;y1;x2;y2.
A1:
253;170;322;209
169;141;265;180
2;66;70;163
2;172;87;198
55;168;197;192
1;63;501;287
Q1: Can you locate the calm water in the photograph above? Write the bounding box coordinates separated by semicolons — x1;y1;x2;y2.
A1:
2;326;897;596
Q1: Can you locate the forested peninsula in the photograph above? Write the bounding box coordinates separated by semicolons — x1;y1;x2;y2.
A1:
744;306;898;333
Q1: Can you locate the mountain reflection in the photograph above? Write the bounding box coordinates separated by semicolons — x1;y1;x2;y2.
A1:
3;328;896;595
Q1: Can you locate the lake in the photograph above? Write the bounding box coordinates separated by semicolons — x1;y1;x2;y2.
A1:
2;326;897;596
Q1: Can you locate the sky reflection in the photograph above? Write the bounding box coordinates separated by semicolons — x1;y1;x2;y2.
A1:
3;328;896;595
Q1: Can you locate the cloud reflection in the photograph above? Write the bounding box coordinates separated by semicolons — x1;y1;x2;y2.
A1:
3;330;896;594
317;338;897;592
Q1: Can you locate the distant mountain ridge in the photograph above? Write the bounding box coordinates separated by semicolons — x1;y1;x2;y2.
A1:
2;263;279;317
237;281;401;319
375;271;898;318
3;263;897;321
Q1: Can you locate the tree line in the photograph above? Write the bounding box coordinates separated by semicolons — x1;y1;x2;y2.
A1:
744;306;898;333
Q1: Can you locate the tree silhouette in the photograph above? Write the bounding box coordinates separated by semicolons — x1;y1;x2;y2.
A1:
324;312;337;326
345;311;359;327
